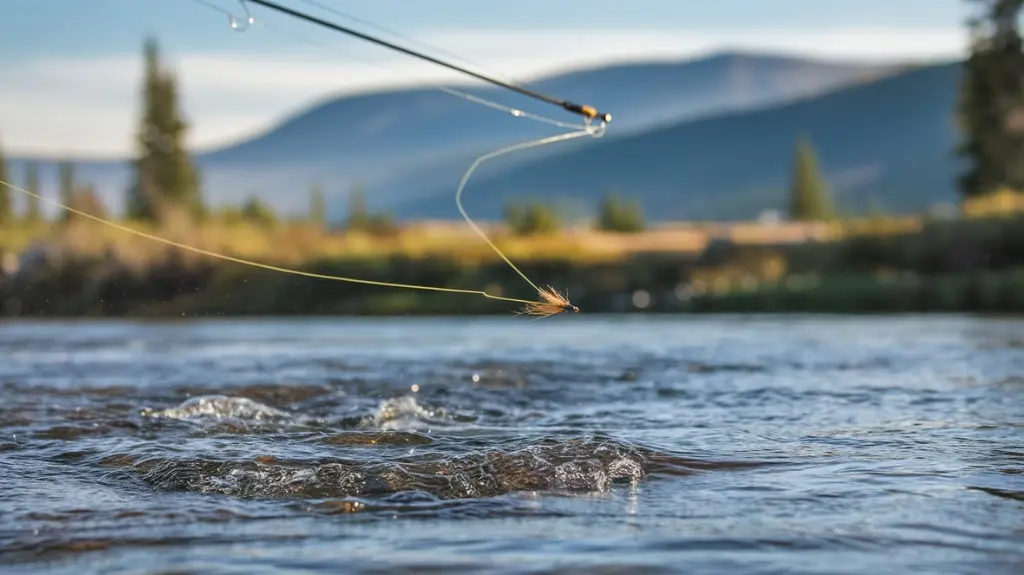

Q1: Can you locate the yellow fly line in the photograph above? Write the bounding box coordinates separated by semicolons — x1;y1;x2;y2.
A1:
0;178;538;307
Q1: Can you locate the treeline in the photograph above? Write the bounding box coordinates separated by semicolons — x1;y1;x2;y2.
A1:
0;150;109;226
499;134;843;235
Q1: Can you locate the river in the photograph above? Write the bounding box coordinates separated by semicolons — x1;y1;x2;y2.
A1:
1;314;1022;574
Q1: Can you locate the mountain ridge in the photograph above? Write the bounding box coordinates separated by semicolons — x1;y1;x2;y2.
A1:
4;50;907;219
394;60;965;222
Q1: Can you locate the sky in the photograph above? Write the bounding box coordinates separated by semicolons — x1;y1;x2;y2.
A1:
0;0;971;158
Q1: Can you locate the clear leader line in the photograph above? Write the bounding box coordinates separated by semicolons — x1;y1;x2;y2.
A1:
241;0;613;124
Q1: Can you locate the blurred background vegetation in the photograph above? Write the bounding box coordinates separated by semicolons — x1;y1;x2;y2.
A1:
1;1;1022;317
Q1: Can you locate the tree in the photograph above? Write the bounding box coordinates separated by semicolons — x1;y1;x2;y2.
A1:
596;191;645;233
957;0;1024;198
344;184;368;230
308;182;327;226
787;136;834;221
58;160;75;222
68;184;108;220
865;194;887;218
503;199;561;235
240;195;277;227
24;161;41;223
124;37;203;222
0;135;9;224
342;185;396;235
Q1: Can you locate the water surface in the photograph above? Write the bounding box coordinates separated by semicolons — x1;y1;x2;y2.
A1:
1;314;1022;574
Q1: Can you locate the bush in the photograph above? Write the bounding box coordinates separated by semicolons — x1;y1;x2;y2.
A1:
504;200;561;236
240;196;277;227
595;192;645;233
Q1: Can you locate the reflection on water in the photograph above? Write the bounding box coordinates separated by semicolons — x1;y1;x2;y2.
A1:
0;315;1022;574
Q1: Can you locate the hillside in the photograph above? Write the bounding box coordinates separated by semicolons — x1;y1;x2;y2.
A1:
396;61;966;222
198;50;897;166
5;51;894;218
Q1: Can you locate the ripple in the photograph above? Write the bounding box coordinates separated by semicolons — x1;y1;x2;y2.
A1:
140;395;292;422
114;436;652;500
2;316;1023;574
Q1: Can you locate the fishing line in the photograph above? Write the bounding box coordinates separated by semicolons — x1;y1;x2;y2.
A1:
238;0;613;122
0;179;539;307
3;0;612;315
295;0;526;90
453;127;603;294
185;0;610;297
190;0;256;30
274;1;609;295
184;0;591;132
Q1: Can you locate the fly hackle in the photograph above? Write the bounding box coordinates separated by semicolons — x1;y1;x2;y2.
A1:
517;285;578;319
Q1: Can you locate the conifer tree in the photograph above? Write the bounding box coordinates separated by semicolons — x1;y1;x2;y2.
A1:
69;184;108;219
503;199;561;235
957;0;1024;198
865;194;887;218
24;161;41;223
787;136;834;221
345;185;368;230
125;37;202;222
58;160;75;222
309;182;327;226
596;191;645;233
241;195;277;227
0;135;9;224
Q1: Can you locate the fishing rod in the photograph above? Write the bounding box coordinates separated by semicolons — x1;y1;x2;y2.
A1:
242;0;613;124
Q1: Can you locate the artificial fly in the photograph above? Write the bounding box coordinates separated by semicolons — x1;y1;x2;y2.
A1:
0;0;614;318
517;286;579;319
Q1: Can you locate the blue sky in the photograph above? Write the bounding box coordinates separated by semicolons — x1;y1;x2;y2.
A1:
0;0;970;157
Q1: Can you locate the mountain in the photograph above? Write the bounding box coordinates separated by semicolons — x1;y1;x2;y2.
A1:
192;50;899;166
395;61;966;222
4;51;895;218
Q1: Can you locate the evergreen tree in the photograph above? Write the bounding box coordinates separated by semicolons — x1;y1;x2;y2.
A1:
24;161;41;223
596;191;645;233
69;184;108;219
58;160;75;222
787;137;834;221
342;185;396;235
957;0;1024;198
503;199;561;235
345;184;368;230
125;37;203;222
503;201;525;233
241;195;277;226
0;135;9;224
308;182;327;226
865;194;887;218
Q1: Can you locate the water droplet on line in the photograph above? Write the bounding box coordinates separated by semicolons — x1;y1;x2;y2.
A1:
229;15;254;31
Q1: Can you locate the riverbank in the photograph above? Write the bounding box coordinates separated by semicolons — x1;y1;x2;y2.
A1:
2;211;1022;317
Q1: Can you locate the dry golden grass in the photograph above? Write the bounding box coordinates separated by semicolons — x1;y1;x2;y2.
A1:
0;221;51;255
830;215;924;239
961;187;1024;218
0;207;980;270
